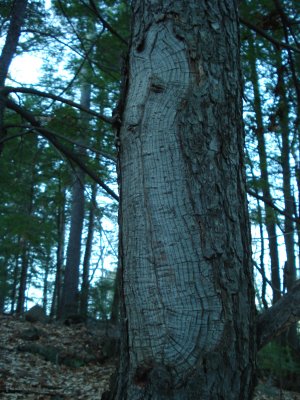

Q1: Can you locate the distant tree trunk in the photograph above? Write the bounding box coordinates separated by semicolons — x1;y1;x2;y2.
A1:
16;172;35;314
0;259;8;312
0;0;28;154
60;172;85;318
60;75;91;319
42;252;51;312
16;244;29;314
110;263;121;323
51;181;66;319
248;35;281;304
295;162;300;271
246;149;268;310
276;57;296;292
80;183;97;319
276;54;298;348
10;253;19;313
112;1;256;399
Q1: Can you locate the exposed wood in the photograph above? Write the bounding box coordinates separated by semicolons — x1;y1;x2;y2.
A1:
115;1;256;398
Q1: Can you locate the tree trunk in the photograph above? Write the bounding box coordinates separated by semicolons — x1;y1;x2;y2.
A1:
80;183;97;319
59;73;91;319
42;252;51;312
10;254;19;313
51;180;66;319
16;169;35;314
276;53;298;349
16;244;29;314
0;0;28;153
114;1;256;399
248;35;281;304
246;148;268;310
60;172;85;318
0;259;8;312
110;263;121;323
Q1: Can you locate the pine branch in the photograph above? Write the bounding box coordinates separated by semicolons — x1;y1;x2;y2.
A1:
240;17;300;54
1;124;117;162
87;0;128;46
2;95;119;202
0;86;113;124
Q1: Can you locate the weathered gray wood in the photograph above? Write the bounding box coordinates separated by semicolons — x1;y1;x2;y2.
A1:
114;1;256;399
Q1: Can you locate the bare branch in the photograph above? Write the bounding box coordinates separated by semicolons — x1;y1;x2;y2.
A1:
247;188;300;223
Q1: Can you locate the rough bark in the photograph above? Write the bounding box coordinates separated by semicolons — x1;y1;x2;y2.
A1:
114;1;256;399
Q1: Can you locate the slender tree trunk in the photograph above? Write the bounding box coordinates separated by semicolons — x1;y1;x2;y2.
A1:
248;35;281;304
60;172;85;318
295;163;300;271
113;1;256;399
60;74;91;319
10;254;19;313
80;183;97;319
16;244;29;314
0;259;8;312
42;252;51;312
51;182;66;319
16;169;35;314
276;58;296;291
276;54;298;348
0;0;28;153
246;148;268;310
110;263;121;323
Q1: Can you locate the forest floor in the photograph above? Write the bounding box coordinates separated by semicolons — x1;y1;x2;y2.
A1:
0;314;299;400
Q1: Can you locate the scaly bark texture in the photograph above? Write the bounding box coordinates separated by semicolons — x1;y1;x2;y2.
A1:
116;1;255;399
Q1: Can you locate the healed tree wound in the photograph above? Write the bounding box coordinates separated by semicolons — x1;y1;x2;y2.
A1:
117;1;255;399
121;21;225;389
